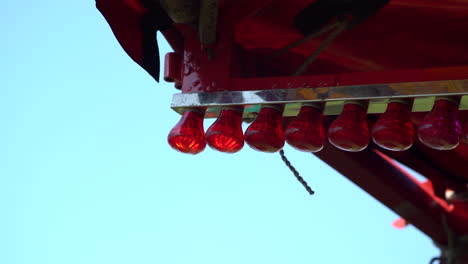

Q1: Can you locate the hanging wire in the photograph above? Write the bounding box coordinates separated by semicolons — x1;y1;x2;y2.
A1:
274;22;352;197
429;214;460;264
429;257;442;264
441;214;457;264
279;149;315;195
292;20;349;76
270;21;341;59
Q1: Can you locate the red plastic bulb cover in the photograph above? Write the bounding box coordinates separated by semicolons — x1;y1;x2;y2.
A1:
417;97;462;150
328;102;370;152
206;107;244;153
245;105;285;153
372;100;415;151
285;103;325;152
168;109;206;154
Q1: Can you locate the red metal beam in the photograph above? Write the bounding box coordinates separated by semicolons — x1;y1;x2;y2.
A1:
314;144;468;244
379;146;468;194
231;65;468;92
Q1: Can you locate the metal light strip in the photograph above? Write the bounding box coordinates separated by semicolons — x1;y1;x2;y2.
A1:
170;79;468;118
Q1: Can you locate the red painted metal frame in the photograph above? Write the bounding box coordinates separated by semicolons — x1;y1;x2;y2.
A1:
164;18;468;93
378;146;468;196
230;66;468;91
165;40;468;244
314;144;468;245
164;35;468;245
161;1;468;256
98;0;468;261
164;52;182;87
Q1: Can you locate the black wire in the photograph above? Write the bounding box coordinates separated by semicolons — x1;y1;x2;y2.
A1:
292;20;349;76
279;149;315;195
274;20;350;197
270;21;341;59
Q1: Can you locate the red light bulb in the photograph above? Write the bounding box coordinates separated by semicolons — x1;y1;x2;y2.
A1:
168;109;206;154
245;105;285;153
328;101;370;152
417;97;462;150
285;103;325;152
206;107;244;153
372;99;415;151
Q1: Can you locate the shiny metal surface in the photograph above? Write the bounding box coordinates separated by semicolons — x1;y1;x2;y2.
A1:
171;79;468;117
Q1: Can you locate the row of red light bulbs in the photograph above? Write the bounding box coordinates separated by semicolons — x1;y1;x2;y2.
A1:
168;96;467;154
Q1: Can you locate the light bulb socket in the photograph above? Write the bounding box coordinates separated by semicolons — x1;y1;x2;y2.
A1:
344;100;368;109
222;106;244;113
302;102;324;110
388;98;413;106
262;104;284;112
183;107;206;115
435;96;461;105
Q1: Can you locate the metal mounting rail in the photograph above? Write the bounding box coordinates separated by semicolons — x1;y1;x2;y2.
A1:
171;79;468;118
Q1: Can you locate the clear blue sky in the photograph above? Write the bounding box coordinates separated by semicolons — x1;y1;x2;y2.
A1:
1;1;438;263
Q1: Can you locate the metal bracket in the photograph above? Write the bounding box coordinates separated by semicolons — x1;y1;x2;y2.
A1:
171;79;468;118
